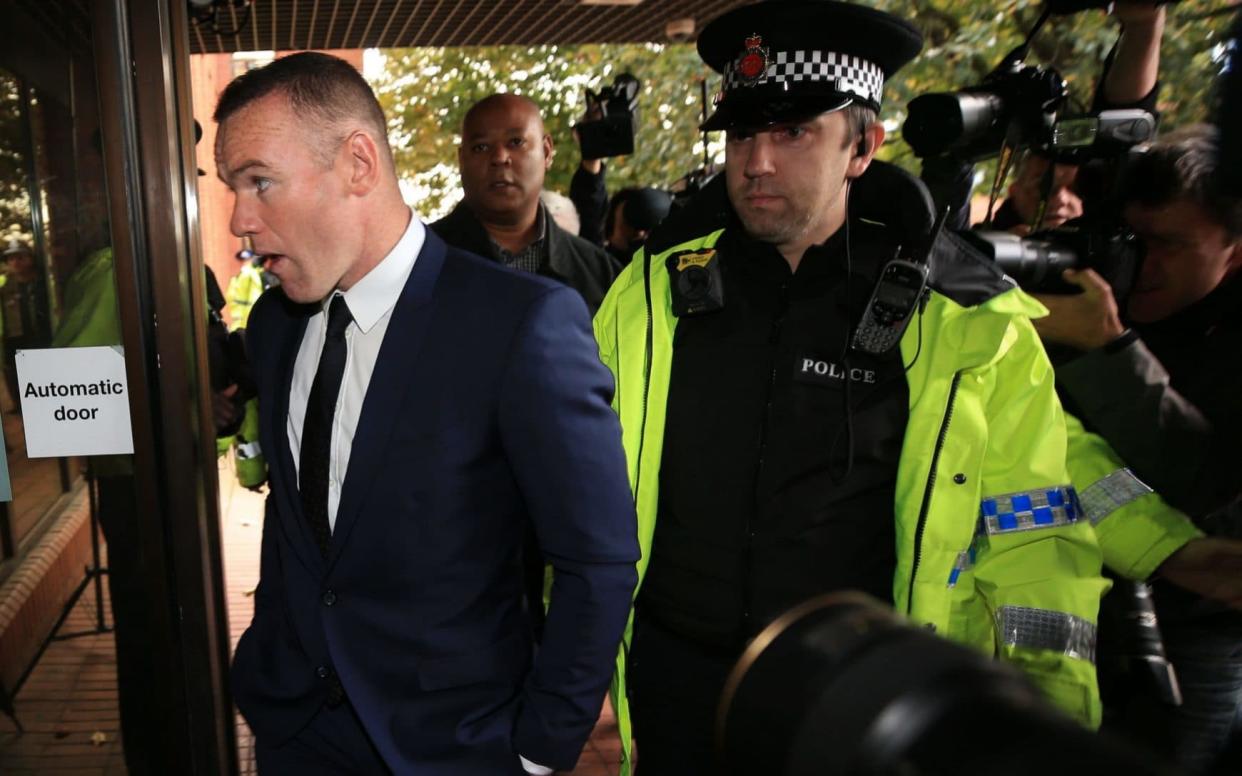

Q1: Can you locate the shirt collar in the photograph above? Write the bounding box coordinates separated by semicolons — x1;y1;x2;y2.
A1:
328;208;424;334
489;204;548;256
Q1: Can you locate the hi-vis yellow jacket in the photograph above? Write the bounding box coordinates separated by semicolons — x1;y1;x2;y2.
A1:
593;226;1199;776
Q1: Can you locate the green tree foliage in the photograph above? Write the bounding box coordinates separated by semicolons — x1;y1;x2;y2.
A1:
375;43;716;217
373;2;1236;217
0;72;34;240
876;1;1234;169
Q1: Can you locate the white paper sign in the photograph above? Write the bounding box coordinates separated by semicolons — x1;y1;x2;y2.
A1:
15;346;135;458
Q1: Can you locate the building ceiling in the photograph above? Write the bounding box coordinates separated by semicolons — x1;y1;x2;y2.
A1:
188;0;753;54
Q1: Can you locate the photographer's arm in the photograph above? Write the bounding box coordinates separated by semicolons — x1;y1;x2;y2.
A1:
570;159;608;247
571;104;609;247
919;155;976;232
1097;2;1165;109
1035;271;1238;518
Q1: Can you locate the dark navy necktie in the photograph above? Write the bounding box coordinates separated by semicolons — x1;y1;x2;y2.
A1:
300;293;353;558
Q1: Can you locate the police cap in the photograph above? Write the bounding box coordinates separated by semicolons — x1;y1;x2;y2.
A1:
3;238;31;257
698;0;923;131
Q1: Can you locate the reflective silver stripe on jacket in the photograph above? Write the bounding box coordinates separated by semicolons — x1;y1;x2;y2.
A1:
1078;468;1152;525
978;485;1078;535
236;440;262;460
996;605;1096;663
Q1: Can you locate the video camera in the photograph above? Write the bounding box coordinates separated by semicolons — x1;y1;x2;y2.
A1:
901;2;1163;295
575;73;641;159
904;60;1156;164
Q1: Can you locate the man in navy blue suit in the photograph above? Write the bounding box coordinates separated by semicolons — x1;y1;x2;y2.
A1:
213;52;639;774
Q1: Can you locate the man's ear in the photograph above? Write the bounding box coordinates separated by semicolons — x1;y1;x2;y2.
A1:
543;134;555;170
847;122;886;179
344;129;382;196
1227;237;1242;275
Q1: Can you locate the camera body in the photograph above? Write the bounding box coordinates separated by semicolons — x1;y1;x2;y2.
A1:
904;60;1068;162
576;74;641;159
903;33;1157;296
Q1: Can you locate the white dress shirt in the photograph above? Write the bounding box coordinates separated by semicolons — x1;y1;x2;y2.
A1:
283;211;551;775
287;209;423;530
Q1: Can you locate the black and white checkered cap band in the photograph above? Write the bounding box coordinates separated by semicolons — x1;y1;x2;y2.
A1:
723;50;885;107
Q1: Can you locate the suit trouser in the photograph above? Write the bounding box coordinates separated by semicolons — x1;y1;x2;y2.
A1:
629;611;739;776
256;699;389;774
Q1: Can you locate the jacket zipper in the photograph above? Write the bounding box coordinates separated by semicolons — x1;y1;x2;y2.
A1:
632;252;654;509
907;370;962;615
745;279;789;630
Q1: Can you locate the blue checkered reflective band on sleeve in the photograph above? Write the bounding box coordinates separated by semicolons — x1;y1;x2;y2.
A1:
996;605;1097;663
1078;468;1153;525
978;485;1079;535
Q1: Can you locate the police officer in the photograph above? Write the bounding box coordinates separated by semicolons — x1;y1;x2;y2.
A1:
1;238;50;406
590;2;1140;773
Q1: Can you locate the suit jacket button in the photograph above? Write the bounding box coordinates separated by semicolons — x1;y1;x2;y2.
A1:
316;665;330;679
322;589;337;606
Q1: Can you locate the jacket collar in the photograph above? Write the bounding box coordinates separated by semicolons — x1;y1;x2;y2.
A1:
644;164;1017;309
439;200;585;284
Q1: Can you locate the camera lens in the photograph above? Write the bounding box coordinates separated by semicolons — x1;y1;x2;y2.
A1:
678;265;712;300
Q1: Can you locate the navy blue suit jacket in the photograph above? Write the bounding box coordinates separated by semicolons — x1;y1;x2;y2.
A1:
232;229;639;773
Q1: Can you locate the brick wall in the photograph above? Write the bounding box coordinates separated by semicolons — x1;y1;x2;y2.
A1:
0;486;93;694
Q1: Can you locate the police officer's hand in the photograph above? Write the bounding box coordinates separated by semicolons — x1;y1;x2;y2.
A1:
213;383;243;437
1031;268;1126;351
1158;537;1242;610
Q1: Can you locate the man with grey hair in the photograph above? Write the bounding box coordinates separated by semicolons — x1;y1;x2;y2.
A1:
540;188;581;236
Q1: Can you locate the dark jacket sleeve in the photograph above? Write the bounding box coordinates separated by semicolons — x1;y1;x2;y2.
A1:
570;164;608;247
1056;336;1239;519
919;155;976;232
497;285;639;770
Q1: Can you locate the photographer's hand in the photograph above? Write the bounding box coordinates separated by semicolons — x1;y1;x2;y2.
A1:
575;104;604;174
1157;537;1242;610
1031;268;1126;351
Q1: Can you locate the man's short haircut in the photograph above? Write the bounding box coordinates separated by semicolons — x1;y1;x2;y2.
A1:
1121;124;1242;239
841;103;878;151
213;51;389;166
606;188;640;240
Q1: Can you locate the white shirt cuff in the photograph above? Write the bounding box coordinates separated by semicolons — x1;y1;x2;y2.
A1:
519;755;554;775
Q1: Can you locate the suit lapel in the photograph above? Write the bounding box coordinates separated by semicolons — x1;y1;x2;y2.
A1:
326;231;448;571
268;301;323;575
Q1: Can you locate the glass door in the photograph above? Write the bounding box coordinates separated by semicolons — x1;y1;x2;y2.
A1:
0;1;236;773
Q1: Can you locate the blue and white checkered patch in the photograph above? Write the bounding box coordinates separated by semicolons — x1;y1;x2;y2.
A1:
723;49;885;107
979;485;1079;536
